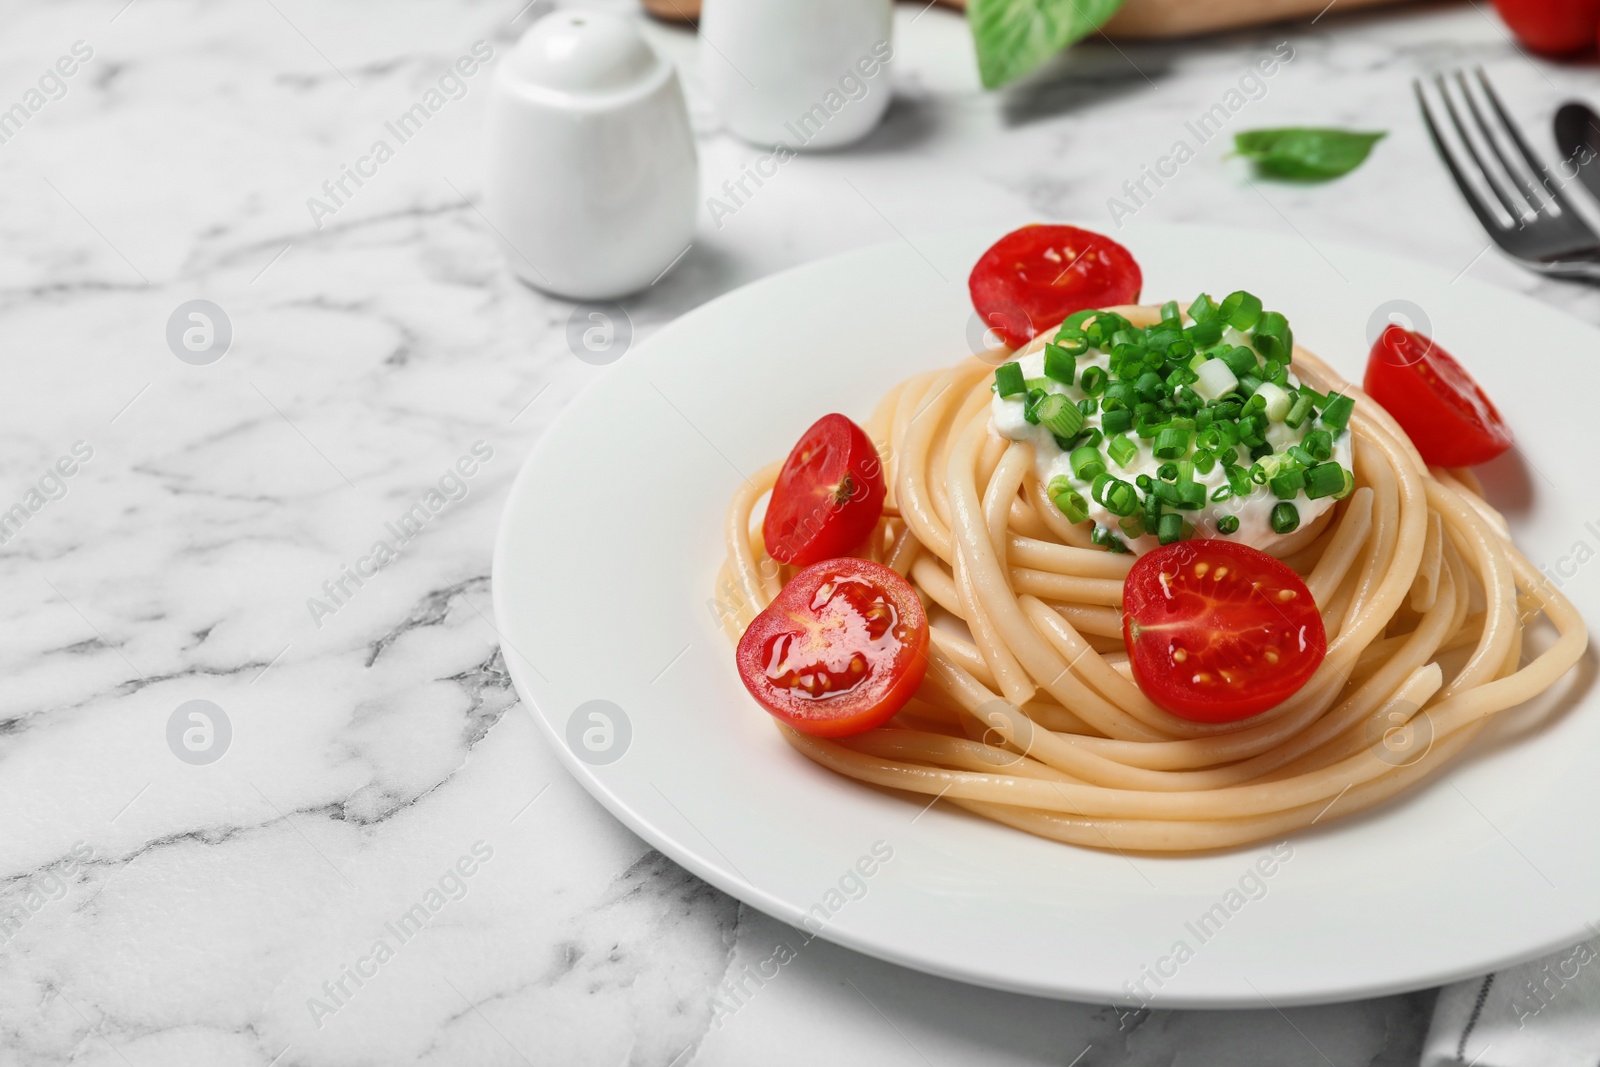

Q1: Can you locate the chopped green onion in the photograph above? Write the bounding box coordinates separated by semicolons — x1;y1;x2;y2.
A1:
1107;434;1138;469
1184;319;1223;347
1335;466;1355;499
1176;480;1206;510
1043;344;1076;385
1193;448;1217;475
1255;380;1292;422
1070;446;1106;482
1036;394;1085;439
1160;300;1181;324
1211;485;1234;502
1221;346;1258;378
1216;514;1240;535
1119;513;1146;538
1188;293;1219;323
1153;427;1191;460
1284;393;1315;429
1270;468;1307;499
1156;462;1179;482
1304;429;1334;461
1048;477;1090;522
1091;525;1130;553
995;362;1025;397
1079;366;1108;395
1304;462;1346;499
1157;512;1184;544
1053;329;1089;356
1252;311;1293;362
1100;408;1133;435
1093;473;1140;517
1218;290;1263;331
1320;392;1355;434
1022;387;1047;425
1270;501;1300;534
1193;358;1239;401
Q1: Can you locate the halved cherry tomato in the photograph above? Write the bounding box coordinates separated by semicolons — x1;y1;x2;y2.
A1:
1123;540;1326;724
762;414;885;567
1364;325;1512;468
736;558;928;738
969;225;1142;349
1488;0;1600;56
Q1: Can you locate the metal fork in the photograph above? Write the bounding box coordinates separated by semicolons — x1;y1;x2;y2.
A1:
1416;67;1600;280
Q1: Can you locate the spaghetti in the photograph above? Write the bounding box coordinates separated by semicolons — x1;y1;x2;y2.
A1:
717;305;1588;853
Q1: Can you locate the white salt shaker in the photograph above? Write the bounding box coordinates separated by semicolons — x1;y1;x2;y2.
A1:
699;0;894;152
487;10;697;300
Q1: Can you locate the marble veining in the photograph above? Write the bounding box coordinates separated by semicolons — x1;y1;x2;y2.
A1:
0;0;1586;1061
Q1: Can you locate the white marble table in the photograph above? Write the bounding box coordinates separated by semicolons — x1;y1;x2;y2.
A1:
4;0;1592;1062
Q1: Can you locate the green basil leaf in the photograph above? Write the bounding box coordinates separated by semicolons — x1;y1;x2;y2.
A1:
1234;128;1387;180
967;0;1126;90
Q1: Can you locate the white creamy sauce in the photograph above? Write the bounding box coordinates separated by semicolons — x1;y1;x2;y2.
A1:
989;327;1352;555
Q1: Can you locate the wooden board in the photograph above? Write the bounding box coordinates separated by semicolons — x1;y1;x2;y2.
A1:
640;0;1420;39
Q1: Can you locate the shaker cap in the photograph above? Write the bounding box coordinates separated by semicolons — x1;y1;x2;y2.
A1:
505;10;663;95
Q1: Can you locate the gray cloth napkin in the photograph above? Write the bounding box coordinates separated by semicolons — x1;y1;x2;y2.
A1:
1422;935;1600;1067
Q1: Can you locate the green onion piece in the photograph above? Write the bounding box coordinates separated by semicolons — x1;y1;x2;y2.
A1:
1043;344;1076;385
1107;434;1138;469
1304;462;1346;499
1283;393;1314;429
1071;446;1106;482
1049;478;1090;523
1053;329;1089;356
1119;512;1146;538
1239;373;1264;396
1101;477;1140;517
1101;408;1133;435
1184;319;1223;347
1255;381;1292;422
1304;429;1333;461
1080;366;1108;395
1211;485;1234;502
1249;441;1274;460
1079;427;1104;448
995;362;1025;397
1335;467;1355;499
1270;501;1300;534
1270;468;1307;499
1218;291;1263;331
1188;293;1219;323
1160;300;1181;324
1153;427;1191;460
1193;448;1217;475
1226;465;1253;496
1024;377;1053;392
1134;371;1164;399
1252;311;1293;362
1216;514;1240;535
1320;392;1355;433
1176;480;1206;510
1022;387;1047;425
1188;349;1210;372
1036;394;1085;439
1156;462;1179;482
1157;512;1184;545
1221;346;1258;378
1091;525;1131;554
1193;357;1239;401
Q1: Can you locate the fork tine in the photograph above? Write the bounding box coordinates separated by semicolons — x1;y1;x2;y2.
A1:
1433;73;1525;223
1453;70;1546;216
1415;79;1513;238
1473;66;1585;218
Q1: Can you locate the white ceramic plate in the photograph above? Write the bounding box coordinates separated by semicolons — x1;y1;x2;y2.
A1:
493;224;1598;1007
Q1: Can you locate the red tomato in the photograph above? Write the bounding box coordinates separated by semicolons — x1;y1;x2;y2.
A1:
736;558;929;737
969;225;1142;349
1363;325;1512;468
1123;540;1326;724
1489;0;1600;55
762;414;886;567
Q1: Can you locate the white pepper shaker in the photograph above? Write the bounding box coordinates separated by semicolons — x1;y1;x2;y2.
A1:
487;10;697;300
699;0;894;151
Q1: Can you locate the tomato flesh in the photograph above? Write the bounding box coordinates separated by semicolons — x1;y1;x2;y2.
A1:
762;414;885;567
1123;540;1326;723
969;224;1142;349
1363;325;1512;468
736;559;928;737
